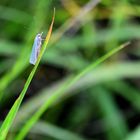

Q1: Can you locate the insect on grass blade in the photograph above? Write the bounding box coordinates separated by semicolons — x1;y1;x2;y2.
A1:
29;32;43;65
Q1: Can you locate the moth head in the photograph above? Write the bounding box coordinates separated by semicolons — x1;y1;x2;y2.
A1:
36;32;43;40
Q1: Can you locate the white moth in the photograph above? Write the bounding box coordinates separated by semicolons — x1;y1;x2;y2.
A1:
29;32;43;65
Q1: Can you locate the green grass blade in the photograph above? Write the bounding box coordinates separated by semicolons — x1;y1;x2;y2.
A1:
13;61;140;129
32;121;86;140
15;42;130;140
125;126;140;140
0;10;55;140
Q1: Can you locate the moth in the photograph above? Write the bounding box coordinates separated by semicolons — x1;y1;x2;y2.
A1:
29;32;43;65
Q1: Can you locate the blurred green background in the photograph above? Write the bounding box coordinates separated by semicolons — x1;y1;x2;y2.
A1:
0;0;140;140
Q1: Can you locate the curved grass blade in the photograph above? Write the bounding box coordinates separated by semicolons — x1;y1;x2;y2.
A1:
13;61;140;128
0;9;55;140
15;42;130;140
32;121;86;140
125;126;140;140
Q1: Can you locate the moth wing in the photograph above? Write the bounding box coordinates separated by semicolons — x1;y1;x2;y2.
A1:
29;37;39;65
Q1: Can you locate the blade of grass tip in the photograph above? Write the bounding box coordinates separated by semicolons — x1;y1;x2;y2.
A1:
0;9;55;140
15;42;130;140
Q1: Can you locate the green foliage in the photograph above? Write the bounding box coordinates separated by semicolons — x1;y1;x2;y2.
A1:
0;0;140;140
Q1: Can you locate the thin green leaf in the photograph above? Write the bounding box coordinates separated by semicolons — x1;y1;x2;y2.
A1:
13;61;140;128
32;121;86;140
15;42;130;140
125;126;140;140
0;9;55;140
